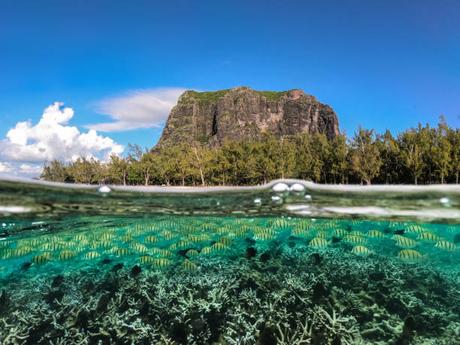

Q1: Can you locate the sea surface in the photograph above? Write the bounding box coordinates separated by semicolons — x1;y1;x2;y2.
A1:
0;178;459;345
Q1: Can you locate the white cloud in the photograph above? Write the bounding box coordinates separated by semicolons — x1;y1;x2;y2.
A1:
0;102;124;177
0;162;13;173
87;87;186;132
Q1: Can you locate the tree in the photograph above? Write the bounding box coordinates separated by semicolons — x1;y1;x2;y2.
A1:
41;160;69;182
399;130;424;184
431;119;452;183
329;134;348;184
67;157;102;184
350;128;382;185
448;129;460;184
108;155;129;186
377;130;401;184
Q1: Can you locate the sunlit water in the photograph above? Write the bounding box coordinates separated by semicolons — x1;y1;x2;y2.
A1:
0;178;459;345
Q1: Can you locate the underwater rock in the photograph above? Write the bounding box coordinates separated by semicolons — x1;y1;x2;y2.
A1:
21;261;32;271
312;281;329;303
111;263;124;272
51;274;64;288
26;320;56;345
310;252;323;265
75;309;90;329
169;322;188;344
369;270;385;281
246;246;257;258
258;324;277;345
96;293;112;314
331;236;342;243
0;290;10;315
245;237;256;245
44;289;64;305
260;251;271;262
130;264;142;277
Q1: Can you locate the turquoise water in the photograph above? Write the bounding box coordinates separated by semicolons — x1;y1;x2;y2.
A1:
0;179;459;344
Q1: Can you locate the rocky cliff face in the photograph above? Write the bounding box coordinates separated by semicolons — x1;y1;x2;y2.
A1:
157;86;339;147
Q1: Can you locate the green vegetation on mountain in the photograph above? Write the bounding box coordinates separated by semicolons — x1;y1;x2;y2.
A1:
41;119;460;186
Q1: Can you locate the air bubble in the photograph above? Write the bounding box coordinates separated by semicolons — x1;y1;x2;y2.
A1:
439;197;449;205
271;195;283;204
305;194;312;201
272;182;289;193
98;186;111;193
254;198;262;205
289;183;305;193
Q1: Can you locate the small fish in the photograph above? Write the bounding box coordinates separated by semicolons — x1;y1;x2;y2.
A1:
114;248;130;256
32;252;52;265
200;246;213;255
139;255;154;264
144;235;158;244
42;242;64;251
344;234;367;245
392;235;417;248
397;249;424;261
218;237;232;246
151;258;172;268
417;232;441;242
351;245;372;256
84;251;101;260
160;231;175;241
58;250;76;260
130;243;148;253
309;237;328;249
333;229;348;238
367;230;385;238
150;248;173;257
434;240;456;251
254;229;276;241
182;259;197;272
406;224;424;234
186;249;199;257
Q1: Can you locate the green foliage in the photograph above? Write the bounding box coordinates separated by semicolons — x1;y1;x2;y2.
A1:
350;128;382;185
41;120;460;186
257;91;287;101
186;89;230;103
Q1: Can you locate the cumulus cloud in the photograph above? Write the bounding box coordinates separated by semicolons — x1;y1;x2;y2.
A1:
86;87;186;132
0;102;124;177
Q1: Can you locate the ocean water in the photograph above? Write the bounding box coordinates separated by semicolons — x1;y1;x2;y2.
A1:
0;178;459;345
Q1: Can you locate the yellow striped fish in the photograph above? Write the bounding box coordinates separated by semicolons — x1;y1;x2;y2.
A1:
186;249;199;257
397;249;424;261
84;251;101;260
32;252;52;265
417;232;441;242
434;240;456;251
58;250;76;260
344;234;367;245
182;259;197;272
144;235;158;244
351;245;372;256
367;230;385;238
392;235;417;248
309;237;328;249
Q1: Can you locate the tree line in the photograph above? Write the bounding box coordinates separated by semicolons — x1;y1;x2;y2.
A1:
41;120;460;185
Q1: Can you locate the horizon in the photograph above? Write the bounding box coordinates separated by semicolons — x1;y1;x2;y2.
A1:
1;0;459;177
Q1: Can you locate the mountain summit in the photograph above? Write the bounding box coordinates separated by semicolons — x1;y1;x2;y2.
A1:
157;86;339;147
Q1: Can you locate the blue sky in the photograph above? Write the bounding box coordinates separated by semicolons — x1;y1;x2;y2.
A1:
0;0;459;176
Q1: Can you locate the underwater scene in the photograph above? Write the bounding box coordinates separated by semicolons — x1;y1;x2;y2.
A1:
0;179;459;345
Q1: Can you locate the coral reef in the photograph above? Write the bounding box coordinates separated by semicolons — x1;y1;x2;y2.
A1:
1;240;459;345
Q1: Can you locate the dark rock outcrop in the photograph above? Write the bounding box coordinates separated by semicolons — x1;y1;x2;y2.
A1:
157;86;339;147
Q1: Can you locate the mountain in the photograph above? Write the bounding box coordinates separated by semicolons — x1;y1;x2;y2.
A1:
156;86;339;147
